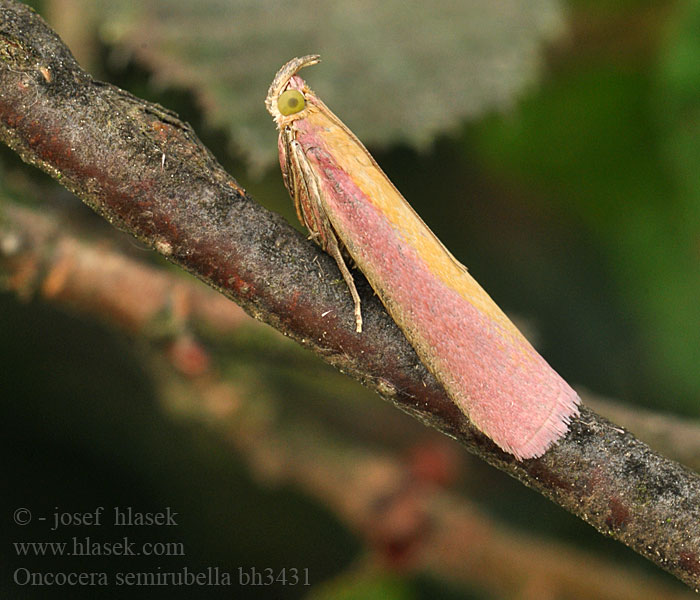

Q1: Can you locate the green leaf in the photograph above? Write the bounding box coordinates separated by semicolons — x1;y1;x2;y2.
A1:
95;0;565;172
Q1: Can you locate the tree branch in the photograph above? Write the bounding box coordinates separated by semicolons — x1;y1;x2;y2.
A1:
4;199;699;465
0;202;257;337
1;0;698;588
149;358;695;600
1;202;695;598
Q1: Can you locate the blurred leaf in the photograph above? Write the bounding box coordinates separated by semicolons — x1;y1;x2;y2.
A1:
644;0;700;406
307;569;416;600
471;4;700;408
94;0;565;172
656;0;700;212
471;66;664;227
569;0;663;13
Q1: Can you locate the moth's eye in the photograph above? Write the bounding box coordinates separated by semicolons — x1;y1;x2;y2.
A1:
278;89;306;116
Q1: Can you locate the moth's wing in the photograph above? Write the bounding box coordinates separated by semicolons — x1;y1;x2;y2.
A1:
298;106;579;459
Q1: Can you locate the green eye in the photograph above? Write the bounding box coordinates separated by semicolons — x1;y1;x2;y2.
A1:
278;89;306;115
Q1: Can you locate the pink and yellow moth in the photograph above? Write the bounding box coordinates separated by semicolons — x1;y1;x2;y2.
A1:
266;55;580;460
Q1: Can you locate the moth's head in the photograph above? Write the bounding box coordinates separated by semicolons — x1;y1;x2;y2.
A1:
265;55;320;127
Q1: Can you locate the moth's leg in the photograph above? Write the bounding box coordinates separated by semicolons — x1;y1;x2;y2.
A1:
323;235;363;333
290;141;363;332
280;129;308;228
289;140;325;242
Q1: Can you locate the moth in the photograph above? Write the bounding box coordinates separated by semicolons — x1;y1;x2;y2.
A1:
266;55;580;460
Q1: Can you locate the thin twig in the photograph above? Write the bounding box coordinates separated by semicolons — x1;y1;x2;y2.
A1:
0;202;256;336
3;199;699;466
152;362;694;600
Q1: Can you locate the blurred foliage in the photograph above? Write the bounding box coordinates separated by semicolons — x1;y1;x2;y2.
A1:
307;569;486;600
471;0;700;410
658;0;700;202
308;570;416;600
650;0;700;402
91;0;564;172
